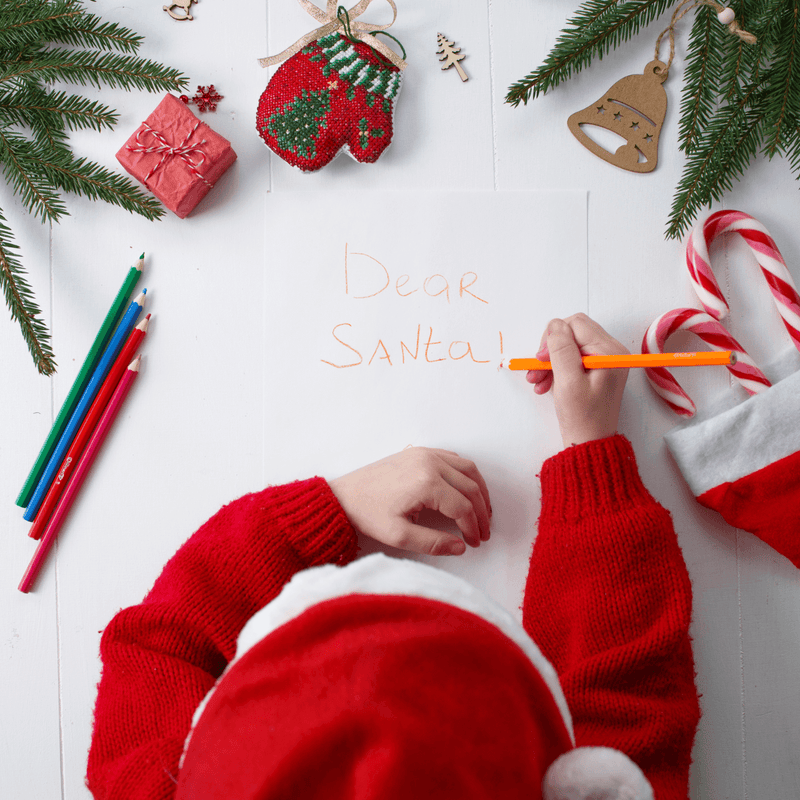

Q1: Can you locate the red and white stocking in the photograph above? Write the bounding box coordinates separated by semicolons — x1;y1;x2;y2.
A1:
644;211;800;568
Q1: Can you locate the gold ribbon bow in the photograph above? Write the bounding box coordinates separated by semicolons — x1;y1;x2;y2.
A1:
258;0;406;71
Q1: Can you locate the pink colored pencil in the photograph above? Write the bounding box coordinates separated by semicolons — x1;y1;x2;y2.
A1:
19;356;142;594
28;316;150;540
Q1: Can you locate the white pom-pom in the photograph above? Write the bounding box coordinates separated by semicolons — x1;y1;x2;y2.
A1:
542;747;654;800
717;8;736;25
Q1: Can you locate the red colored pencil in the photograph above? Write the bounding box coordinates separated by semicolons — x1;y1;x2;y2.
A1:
19;356;142;593
28;315;150;540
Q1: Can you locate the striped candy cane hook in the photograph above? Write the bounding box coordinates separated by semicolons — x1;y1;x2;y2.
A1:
686;210;800;351
642;307;770;417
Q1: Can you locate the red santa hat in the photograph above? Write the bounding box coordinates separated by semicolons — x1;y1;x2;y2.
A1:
176;554;653;800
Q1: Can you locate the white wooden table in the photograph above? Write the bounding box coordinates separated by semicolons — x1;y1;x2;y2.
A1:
2;2;798;797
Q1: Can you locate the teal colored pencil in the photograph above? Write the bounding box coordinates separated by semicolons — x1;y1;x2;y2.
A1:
15;255;144;508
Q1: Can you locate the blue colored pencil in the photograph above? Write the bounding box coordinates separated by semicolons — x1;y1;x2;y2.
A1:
23;290;147;522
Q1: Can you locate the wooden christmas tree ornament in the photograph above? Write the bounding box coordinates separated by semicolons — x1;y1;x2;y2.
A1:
437;33;468;82
567;59;667;173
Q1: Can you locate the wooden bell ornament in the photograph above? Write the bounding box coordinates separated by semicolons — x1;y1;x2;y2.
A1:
567;60;668;173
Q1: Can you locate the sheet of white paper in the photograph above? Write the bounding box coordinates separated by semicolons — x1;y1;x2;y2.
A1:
263;191;587;616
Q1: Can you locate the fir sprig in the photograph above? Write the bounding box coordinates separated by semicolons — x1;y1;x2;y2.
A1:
678;6;725;153
667;83;765;235
0;0;142;54
0;129;68;222
0;0;187;375
761;2;800;156
507;0;800;240
668;0;798;237
0;86;118;133
0;207;57;375
506;0;675;107
37;148;165;219
0;48;185;93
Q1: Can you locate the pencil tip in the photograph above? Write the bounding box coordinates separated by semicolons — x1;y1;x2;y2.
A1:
139;252;145;259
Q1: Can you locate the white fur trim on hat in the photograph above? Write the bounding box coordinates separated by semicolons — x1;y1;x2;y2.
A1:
238;552;573;737
542;747;654;800
183;552;575;767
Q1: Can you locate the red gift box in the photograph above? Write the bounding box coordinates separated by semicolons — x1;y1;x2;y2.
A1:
117;94;236;218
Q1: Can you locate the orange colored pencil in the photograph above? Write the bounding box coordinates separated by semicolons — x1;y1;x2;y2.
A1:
507;351;736;370
27;315;150;540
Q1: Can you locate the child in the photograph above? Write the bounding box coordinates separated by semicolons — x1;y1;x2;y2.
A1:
87;314;700;800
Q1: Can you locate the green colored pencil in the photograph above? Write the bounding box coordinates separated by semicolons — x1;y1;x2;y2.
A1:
16;254;144;508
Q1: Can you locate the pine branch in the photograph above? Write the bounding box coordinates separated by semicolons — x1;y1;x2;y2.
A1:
0;85;117;132
0;1;187;374
679;6;725;153
0;128;68;222
0;205;56;375
783;122;800;177
506;0;800;239
0;0;142;55
716;2;760;96
761;0;800;156
666;83;764;239
0;48;187;94
505;0;675;107
36;148;166;221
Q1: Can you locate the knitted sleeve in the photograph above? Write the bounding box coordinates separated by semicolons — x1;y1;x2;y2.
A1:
86;477;359;800
523;435;701;800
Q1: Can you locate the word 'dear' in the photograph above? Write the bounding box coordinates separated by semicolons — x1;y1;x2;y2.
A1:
344;244;487;304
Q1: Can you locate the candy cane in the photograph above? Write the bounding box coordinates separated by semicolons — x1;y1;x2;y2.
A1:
642;307;771;417
686;210;800;351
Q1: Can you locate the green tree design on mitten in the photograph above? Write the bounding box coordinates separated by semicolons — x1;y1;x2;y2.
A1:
265;89;331;159
357;118;385;150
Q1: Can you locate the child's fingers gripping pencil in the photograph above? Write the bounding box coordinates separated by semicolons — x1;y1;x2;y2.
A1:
526;315;631;447
19;356;142;594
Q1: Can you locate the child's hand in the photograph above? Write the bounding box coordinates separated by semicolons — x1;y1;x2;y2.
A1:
526;314;629;447
329;448;491;557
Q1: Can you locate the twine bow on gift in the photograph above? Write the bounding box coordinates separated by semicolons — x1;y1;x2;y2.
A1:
127;121;212;187
259;0;407;71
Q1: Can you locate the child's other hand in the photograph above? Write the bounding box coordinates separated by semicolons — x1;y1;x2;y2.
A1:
526;313;629;447
329;448;491;557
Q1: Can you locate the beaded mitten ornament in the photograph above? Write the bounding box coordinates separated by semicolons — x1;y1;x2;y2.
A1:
256;0;406;173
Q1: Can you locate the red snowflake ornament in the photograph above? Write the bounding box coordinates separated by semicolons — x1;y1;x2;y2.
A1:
191;85;223;113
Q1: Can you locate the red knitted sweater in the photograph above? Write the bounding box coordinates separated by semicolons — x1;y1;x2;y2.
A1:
86;435;700;799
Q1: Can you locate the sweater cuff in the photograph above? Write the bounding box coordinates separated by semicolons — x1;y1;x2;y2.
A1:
267;477;359;568
538;435;657;523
